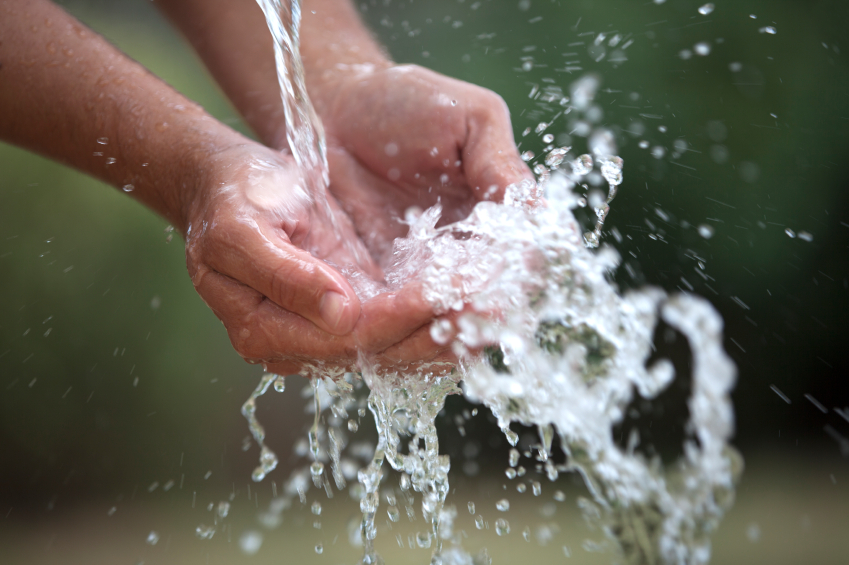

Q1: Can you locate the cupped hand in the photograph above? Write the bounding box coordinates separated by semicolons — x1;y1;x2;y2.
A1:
317;64;534;263
183;142;453;375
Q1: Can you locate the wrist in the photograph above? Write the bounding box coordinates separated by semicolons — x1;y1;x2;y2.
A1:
164;119;249;236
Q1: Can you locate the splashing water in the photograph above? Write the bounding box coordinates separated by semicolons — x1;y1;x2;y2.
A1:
238;2;741;564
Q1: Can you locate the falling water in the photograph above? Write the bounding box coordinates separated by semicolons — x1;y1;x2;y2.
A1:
254;0;326;182
237;2;741;564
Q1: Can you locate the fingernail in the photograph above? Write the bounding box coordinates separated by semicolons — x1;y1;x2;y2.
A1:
320;291;349;333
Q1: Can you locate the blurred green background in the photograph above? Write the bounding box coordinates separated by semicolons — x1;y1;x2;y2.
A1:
1;0;848;563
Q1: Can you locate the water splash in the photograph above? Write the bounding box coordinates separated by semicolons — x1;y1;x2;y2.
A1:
242;3;741;564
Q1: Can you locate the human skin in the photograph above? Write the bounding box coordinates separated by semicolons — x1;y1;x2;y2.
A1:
156;0;533;373
0;0;530;375
157;0;532;258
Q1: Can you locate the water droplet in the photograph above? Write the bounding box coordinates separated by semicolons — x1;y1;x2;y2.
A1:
785;228;796;238
746;523;761;542
314;543;324;554
694;42;711;56
516;483;527;493
496;499;510;511
698;3;714;16
532;481;542;496
505;468;517;479
467;501;475;514
105;157;117;165
416;531;432;548
509;448;520;467
475;515;485;529
97;137;108;145
638;140;650;149
217;501;230;518
146;531;159;545
240;531;263;555
310;461;324;484
387;506;400;522
312;501;322;515
430;318;454;345
571;154;594;176
600;156;624;187
273;375;285;392
521;150;535;162
698;224;715;239
252;445;278;482
542;133;554;143
502;428;519;446
554;490;566;501
522;60;533;71
759;26;777;35
348;419;359;432
195;524;215;540
545;147;570;169
651;146;666;159
384;142;399;156
798;231;813;242
122;184;134;193
495;518;511;536
523;526;531;541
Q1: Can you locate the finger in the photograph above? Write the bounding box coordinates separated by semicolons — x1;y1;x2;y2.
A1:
205;218;361;336
353;281;438;353
463;92;535;203
195;267;365;365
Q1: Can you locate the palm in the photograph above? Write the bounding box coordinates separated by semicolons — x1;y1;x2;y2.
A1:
320;65;531;265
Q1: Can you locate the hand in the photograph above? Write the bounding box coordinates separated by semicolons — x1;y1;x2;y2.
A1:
184;142;454;376
316;64;534;263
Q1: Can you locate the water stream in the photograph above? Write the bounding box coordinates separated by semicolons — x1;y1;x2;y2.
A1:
236;2;741;564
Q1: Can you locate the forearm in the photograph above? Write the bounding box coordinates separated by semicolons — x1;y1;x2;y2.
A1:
155;0;288;148
0;0;243;233
156;0;390;148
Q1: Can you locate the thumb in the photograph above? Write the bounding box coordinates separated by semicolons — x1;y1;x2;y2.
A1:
206;222;361;336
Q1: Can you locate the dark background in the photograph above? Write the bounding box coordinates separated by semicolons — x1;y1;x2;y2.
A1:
1;0;848;563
